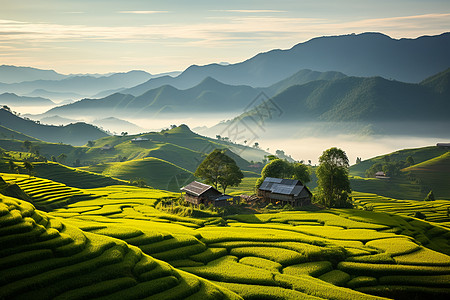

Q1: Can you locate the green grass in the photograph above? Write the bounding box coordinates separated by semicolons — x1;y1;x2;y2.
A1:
3;170;450;299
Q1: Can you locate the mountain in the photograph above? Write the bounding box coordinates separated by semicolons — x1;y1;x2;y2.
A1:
0;65;67;83
92;117;144;134
121;32;450;95
40;115;78;125
25;89;84;102
263;69;347;96
0;92;55;106
0;108;108;145
0;70;153;98
221;69;450;137
42;77;261;118
40;69;348;119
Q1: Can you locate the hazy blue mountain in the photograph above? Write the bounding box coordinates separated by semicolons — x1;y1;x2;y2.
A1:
42;77;260;118
212;69;450;137
122;32;450;95
43;69;350;119
0;70;153;97
262;69;347;96
0;65;68;84
25;89;85;102
0;93;55;106
0;108;108;145
92;117;144;134
40;115;78;126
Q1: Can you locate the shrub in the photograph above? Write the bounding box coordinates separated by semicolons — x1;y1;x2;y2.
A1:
318;270;351;286
283;261;332;277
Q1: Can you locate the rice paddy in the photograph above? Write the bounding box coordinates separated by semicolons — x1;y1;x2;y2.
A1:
2;172;450;299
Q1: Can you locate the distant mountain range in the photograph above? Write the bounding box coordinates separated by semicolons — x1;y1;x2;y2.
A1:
38;69;347;119
0;92;55;106
0;66;182;102
121;32;450;96
215;68;450;137
0;108;108;145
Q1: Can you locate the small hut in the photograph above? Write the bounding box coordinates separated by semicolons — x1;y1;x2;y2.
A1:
258;177;312;207
181;181;230;207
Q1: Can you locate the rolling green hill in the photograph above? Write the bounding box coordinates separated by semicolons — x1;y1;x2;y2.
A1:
403;152;450;199
82;157;194;192
0;108;109;146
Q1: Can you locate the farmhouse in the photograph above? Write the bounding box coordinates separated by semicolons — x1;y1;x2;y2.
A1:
181;181;230;207
258;177;312;207
375;171;390;179
131;137;150;143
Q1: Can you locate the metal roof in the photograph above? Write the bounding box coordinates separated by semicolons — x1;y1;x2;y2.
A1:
181;181;218;196
259;177;310;196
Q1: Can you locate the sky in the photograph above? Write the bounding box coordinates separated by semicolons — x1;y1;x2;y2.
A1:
1;0;449;74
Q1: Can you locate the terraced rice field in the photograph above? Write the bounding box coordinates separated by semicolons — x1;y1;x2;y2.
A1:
2;173;450;299
352;191;450;228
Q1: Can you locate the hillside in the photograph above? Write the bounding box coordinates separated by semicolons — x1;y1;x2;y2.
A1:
0;108;108;145
403;152;450;199
121;32;450;94
348;146;450;200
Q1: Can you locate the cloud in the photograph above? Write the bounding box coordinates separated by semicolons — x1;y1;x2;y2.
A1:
118;10;169;14
212;10;286;13
0;13;448;54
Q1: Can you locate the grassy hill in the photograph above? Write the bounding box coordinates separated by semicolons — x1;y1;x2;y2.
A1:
3;171;450;299
348;146;450;200
403;152;450;199
82;157;194;192
0;108;109;146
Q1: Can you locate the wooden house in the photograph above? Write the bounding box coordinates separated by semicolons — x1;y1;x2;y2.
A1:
181;181;230;207
258;177;312;207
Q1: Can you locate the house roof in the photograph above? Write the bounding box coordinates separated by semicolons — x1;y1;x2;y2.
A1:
181;181;219;196
259;177;311;197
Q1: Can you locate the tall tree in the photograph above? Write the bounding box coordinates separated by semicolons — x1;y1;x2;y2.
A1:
195;149;243;194
23;140;32;152
23;161;34;177
255;159;310;188
316;147;351;208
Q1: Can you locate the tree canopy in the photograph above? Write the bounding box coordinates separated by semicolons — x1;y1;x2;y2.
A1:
316;147;351;208
194;149;243;194
255;158;310;189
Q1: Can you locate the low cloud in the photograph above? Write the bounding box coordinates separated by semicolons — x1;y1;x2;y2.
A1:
118;11;169;14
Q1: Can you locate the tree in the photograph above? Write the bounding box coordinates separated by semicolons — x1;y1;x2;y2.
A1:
425;190;435;201
121;132;128;137
356;157;362;164
406;156;415;166
253;142;259;149
8;160;19;174
255;159;310;188
87;141;95;147
57;153;67;164
23;140;32;152
194;149;243;194
316;147;351;208
23;161;34;176
292;162;310;183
